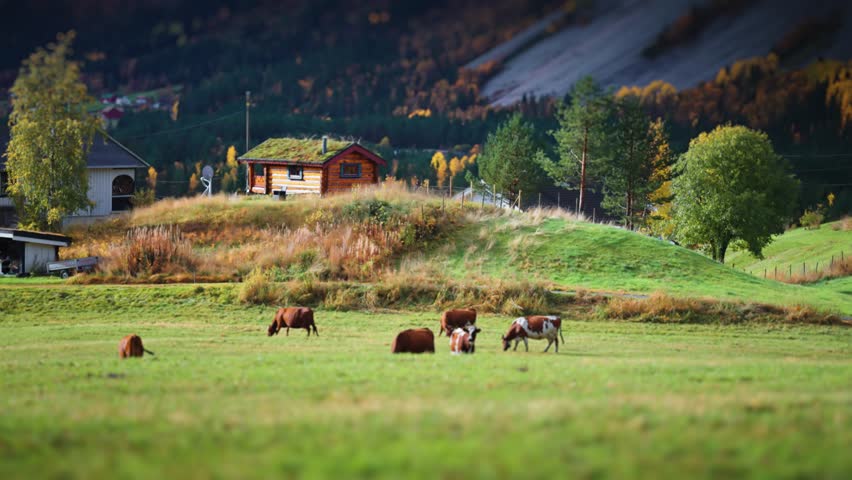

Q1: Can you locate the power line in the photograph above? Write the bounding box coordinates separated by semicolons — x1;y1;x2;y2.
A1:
119;111;243;140
781;153;852;158
795;166;852;172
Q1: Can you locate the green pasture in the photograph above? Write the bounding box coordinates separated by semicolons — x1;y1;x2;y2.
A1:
1;284;850;479
437;218;852;314
726;221;851;274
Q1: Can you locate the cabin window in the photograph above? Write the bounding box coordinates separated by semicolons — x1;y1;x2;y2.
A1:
252;163;264;176
288;166;304;180
111;174;135;212
340;163;361;178
0;171;8;197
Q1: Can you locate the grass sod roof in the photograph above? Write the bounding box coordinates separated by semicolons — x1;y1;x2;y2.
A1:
238;138;354;164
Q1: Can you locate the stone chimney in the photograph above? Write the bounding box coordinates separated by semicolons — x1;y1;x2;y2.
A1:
322;136;328;154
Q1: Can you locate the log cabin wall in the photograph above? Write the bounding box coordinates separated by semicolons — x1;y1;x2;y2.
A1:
268;164;323;195
323;151;378;195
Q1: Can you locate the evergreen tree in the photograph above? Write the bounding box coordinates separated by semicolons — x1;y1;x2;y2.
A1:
478;113;545;203
536;76;611;214
600;96;669;229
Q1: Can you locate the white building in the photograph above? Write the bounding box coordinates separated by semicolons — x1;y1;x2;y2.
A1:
0;228;71;275
0;132;149;227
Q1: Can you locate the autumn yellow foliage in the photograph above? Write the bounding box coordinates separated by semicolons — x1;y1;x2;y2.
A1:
430;151;448;187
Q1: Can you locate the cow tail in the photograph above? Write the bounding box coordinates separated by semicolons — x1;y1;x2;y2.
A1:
143;348;155;356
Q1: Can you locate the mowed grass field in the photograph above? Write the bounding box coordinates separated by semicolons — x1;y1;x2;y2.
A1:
1;283;851;479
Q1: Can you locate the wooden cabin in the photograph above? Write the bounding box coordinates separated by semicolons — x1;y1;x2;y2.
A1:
238;137;386;196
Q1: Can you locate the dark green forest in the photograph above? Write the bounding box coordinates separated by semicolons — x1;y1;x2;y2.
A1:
1;0;850;216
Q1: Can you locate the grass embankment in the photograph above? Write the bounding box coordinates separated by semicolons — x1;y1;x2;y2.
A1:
1;284;850;479
430;214;852;314
60;189;849;314
726;219;851;282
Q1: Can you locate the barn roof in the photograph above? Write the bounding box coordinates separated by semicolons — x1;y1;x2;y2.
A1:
0;131;149;171
238;137;385;166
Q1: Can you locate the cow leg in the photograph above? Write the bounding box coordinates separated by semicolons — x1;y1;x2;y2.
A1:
555;336;559;353
286;327;290;336
513;339;519;351
523;337;529;352
306;327;311;337
544;339;552;352
312;324;319;336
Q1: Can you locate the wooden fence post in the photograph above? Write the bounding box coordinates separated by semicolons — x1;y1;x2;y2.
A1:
592;208;596;223
538;192;541;209
557;192;561;209
774;265;777;279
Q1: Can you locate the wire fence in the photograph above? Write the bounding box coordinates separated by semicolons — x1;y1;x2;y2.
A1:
733;251;850;284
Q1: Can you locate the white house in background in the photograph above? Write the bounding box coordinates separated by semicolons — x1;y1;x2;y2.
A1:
0;132;150;227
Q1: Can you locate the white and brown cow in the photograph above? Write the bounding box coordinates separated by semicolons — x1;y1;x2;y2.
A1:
449;325;481;354
501;316;564;353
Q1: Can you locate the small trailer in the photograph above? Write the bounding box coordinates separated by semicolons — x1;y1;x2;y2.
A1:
47;256;99;279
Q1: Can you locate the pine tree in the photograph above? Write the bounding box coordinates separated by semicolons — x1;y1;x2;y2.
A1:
536;76;611;214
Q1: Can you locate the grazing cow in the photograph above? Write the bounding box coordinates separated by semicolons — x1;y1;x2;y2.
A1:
449;325;481;354
391;328;435;354
118;334;154;358
268;307;318;337
439;308;477;336
501;316;564;353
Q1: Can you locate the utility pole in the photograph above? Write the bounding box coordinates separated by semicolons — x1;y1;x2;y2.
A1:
245;90;251;152
245;91;251;193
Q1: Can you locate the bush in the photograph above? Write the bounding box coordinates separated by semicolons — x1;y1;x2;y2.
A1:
799;209;824;230
131;188;157;208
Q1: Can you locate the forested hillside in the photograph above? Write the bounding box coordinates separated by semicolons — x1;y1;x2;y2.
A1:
1;0;850;215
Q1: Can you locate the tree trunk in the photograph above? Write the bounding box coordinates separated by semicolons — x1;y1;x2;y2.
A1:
579;126;588;214
718;237;730;264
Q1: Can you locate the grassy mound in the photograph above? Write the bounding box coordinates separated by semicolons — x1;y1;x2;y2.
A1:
63;184;471;282
427;213;851;314
59;190;850;314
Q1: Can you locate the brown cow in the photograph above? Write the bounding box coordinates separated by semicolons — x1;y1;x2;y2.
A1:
391;328;435;354
439;308;477;336
118;334;154;358
268;307;318;337
501;316;564;353
449;325;481;354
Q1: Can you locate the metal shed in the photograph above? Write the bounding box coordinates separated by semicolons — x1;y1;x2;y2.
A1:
0;229;71;275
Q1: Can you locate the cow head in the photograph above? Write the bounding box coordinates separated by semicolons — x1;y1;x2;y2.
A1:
502;335;511;351
267;322;278;336
467;325;481;342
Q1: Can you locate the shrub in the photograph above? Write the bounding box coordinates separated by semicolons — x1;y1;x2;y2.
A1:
238;267;277;304
799;209;824;230
131;188;156;208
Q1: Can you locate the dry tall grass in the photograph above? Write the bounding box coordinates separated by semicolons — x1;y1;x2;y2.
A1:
103;225;196;277
605;292;841;325
65;185;469;282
